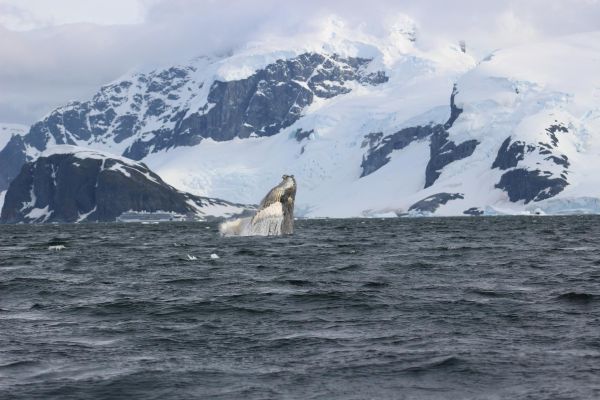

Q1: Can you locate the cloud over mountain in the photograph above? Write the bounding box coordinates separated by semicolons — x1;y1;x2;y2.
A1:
1;0;599;124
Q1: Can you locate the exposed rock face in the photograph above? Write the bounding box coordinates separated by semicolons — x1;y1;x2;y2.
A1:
492;138;535;170
0;53;388;191
22;53;387;155
360;126;436;177
408;193;464;214
169;54;386;146
0;136;27;191
361;86;478;187
0;147;249;223
425;130;478;188
492;123;570;203
496;169;567;204
294;129;314;142
463;207;484;216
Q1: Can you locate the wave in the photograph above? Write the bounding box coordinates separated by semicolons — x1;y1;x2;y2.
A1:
401;356;463;373
557;292;599;303
0;360;40;370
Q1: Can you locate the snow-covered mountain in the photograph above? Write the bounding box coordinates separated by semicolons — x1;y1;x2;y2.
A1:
2;16;600;218
0;146;250;223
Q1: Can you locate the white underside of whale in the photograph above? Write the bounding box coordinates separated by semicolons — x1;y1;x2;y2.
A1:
219;202;284;237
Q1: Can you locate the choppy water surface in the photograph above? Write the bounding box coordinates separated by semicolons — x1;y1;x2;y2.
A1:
1;217;600;399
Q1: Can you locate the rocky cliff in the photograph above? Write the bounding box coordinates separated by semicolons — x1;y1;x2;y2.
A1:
0;146;250;223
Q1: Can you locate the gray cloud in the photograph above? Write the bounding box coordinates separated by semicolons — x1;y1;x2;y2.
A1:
1;0;599;125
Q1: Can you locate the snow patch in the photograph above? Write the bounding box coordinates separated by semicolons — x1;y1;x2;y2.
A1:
26;205;52;222
42;145;139;167
77;206;97;223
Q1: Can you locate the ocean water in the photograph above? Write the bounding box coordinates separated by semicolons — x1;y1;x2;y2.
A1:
1;217;599;400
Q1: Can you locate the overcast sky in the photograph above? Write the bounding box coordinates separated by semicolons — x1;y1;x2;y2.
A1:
1;0;599;125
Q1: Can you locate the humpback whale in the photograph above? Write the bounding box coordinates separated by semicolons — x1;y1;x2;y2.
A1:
219;175;297;236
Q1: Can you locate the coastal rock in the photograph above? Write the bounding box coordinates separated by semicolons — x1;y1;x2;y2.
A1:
408;193;464;214
0;146;250;223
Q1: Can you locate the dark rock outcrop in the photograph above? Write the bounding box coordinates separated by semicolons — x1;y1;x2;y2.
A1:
16;53;387;158
463;207;484;216
444;86;463;130
408;193;464;214
125;53;387;159
495;169;567;204
361;85;478;187
294;129;314;142
360;126;438;177
0;149;249;223
425;130;478;188
0;135;28;191
545;124;568;147
491;137;534;170
492;122;570;203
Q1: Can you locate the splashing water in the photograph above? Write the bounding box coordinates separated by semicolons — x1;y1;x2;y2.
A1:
220;175;296;237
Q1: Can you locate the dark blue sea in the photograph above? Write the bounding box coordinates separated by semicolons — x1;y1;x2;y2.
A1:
1;217;600;399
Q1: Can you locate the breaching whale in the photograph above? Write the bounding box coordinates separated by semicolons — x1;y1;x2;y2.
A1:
219;175;297;236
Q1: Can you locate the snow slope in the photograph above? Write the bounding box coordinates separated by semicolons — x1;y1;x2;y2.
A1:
143;32;600;217
428;32;600;215
136;16;475;215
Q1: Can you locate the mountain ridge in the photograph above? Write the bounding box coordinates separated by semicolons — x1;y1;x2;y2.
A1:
2;24;600;218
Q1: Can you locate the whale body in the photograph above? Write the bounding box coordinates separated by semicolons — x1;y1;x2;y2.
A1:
219;175;296;236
